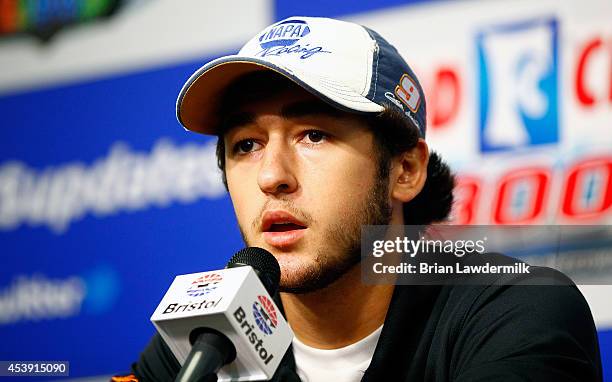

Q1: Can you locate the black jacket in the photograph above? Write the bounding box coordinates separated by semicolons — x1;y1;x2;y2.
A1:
129;262;602;381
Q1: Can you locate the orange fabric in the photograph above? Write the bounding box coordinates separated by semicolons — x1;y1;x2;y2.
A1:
110;374;139;382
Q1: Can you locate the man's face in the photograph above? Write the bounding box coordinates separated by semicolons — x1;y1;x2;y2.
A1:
223;85;392;293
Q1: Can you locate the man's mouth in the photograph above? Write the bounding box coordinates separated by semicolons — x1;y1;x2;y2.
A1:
261;211;308;248
267;222;307;232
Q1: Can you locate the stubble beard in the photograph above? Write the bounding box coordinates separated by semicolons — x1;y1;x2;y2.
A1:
239;172;392;294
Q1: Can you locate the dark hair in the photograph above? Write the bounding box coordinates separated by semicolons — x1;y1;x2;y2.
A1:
214;72;455;225
364;107;455;224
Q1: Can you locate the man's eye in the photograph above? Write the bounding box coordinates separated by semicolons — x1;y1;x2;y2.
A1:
304;130;327;144
233;139;261;154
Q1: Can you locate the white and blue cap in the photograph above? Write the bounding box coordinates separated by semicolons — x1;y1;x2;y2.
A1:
177;16;426;137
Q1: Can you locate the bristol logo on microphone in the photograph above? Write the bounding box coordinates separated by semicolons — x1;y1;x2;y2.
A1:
477;18;559;153
252;295;278;335
186;273;223;297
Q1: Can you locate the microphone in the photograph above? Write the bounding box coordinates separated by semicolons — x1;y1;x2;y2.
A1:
151;247;293;382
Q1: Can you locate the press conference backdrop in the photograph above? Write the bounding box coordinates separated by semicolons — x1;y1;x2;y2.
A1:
0;0;610;380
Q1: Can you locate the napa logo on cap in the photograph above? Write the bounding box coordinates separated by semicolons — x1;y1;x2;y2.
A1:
258;19;311;49
186;273;223;297
254;19;330;60
252;295;278;335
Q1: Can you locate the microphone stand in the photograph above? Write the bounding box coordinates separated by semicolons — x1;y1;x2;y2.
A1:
174;329;236;382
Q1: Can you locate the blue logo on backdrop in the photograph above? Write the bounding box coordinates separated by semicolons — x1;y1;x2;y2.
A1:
259;19;311;49
477;18;559;152
0;265;120;326
82;266;121;315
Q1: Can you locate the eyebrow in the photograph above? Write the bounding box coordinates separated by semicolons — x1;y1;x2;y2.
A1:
220;100;345;134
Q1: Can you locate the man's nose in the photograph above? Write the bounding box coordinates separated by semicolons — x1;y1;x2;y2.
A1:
257;140;298;196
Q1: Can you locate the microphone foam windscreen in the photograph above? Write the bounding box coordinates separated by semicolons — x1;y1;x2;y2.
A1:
227;247;281;295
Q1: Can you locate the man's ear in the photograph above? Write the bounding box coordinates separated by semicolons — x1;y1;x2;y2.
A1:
391;138;429;203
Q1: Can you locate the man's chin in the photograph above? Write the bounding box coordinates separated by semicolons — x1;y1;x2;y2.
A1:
277;257;361;294
243;235;363;294
274;256;321;294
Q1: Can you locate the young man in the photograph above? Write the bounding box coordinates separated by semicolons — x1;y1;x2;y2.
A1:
125;17;602;381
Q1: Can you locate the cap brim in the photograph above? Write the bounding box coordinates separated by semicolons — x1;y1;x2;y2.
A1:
176;55;383;135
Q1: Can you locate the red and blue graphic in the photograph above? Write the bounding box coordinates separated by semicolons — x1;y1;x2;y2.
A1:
477;18;559;152
0;0;122;41
252;295;278;335
562;157;612;220
186;273;223;298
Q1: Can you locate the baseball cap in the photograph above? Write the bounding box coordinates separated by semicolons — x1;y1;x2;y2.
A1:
176;16;426;137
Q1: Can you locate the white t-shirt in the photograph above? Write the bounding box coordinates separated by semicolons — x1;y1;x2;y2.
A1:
291;325;383;382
